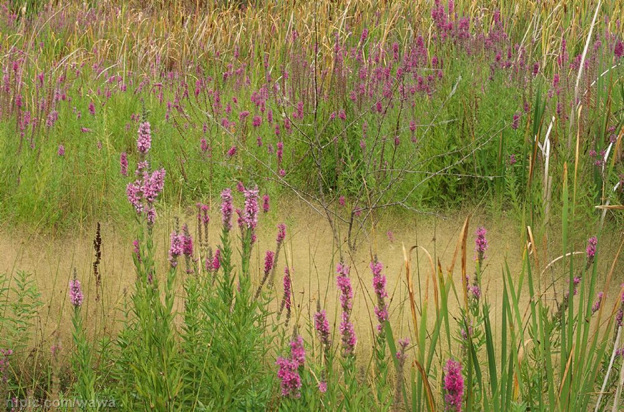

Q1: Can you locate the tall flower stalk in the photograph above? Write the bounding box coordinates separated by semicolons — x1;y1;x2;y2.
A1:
337;262;356;358
314;302;332;398
371;258;390;405
336;262;358;409
69;269;95;404
443;359;465;412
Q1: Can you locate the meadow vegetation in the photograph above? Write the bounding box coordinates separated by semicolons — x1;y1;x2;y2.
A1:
0;0;623;410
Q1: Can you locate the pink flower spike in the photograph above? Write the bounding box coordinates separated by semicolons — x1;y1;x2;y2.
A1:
262;194;270;213
444;359;464;411
69;278;84;307
137;121;151;154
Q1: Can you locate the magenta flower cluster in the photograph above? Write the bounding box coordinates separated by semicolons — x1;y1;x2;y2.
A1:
262;194;270;213
168;229;184;268
220;188;233;231
182;224;193;257
132;239;141;262
126;168;166;225
264;250;275;276
592;292;604;314
137;121;151;154
396;338;409;363
443;359;464;412
120;152;128;176
69;278;84;307
124;122;165;225
586;236;597;265
314;309;331;349
276;223;286;244
337;262;357;357
282;268;292;313
371;260;388;332
211;249;221;272
275;335;305;398
475;226;488;263
196;203;209;225
241;186;259;231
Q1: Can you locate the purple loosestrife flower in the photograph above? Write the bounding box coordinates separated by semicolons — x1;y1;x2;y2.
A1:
252;115;262;127
396;338;409;362
290;335;306;367
120;152;128;176
337;263;357;357
264;251;275;274
586;236;597;267
227;146;237;157
592;292;604;314
475;226;488;264
360;28;369;43
573;277;581;295
277;223;286;244
137;121;151;154
444;359;464;412
141;169;166;203
132;239;141;262
242;186;259;231
469;285;481;301
394;338;409;405
276;141;283;165
220;188;233;232
168;230;184;268
512;112;520;129
200;138;208;153
318;381;327;393
314;309;331;349
282;268;292;312
278;267;293;326
69;277;84;307
262;194;270;213
615;40;623;59
371;260;388;332
275;357;301;398
88;101;95;115
126;168;166;224
255;250;275;299
212;249;221;271
57;145;65;156
182;225;193;257
197;203;210;225
181;224;194;274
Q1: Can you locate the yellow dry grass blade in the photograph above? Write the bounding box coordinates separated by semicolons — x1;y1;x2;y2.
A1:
526;226;540;273
558;344;575;408
413;245;439;312
595;205;624;211
414;358;436;412
514;338;533;401
402;243;419;355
